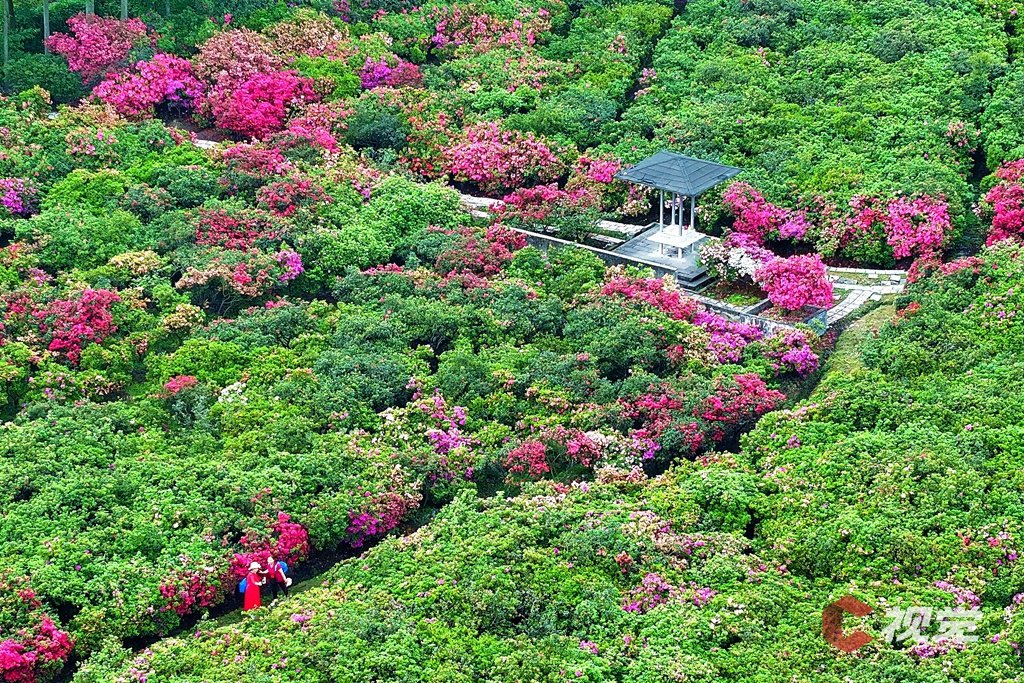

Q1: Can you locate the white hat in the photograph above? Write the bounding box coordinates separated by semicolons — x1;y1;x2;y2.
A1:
249;561;261;571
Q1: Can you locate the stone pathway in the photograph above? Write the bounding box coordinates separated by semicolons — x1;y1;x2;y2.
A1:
825;267;907;323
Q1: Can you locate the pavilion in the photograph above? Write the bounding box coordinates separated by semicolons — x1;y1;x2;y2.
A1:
613;151;741;271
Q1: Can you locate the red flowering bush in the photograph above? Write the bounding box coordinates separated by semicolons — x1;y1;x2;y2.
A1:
981;160;1024;245
159;566;230;617
698;373;786;436
231;512;311;579
33;288;121;365
492;184;599;227
754;254;833;311
256;177;332;217
600;273;700;321
505;439;550;478
211;71;319;139
220;144;293;175
46;13;150;82
445;122;566;195
163;375;199;395
434;225;526;276
193;208;283;250
92;54;205;118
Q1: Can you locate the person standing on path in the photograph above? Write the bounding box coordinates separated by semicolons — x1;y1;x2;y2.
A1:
265;554;292;600
242;561;266;611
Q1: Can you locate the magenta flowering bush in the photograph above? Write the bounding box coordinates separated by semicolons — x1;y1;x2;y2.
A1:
211;71;319;139
980;160;1024;245
0;579;73;683
35;288;121;365
0;179;40;218
92;54;205;118
273;249;304;282
359;57;423;89
46;14;151;82
721;182;806;244
883;195;952;259
445;122;566;195
754;254;833;312
761;329;820;377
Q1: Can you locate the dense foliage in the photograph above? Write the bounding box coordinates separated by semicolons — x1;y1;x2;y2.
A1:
75;242;1024;683
2;0;1024;680
0;86;823;679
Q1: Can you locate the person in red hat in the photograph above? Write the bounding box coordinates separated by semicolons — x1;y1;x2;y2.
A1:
242;561;266;611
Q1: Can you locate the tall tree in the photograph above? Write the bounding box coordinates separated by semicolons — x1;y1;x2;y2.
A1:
1;0;9;67
42;0;49;52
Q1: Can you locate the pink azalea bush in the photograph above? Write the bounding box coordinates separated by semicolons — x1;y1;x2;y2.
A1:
211;71;319;139
883;195;951;259
445;122;565;195
46;13;150;82
193;208;282;250
192;29;283;92
93;54;205;118
0;580;74;683
721;182;807;243
754;254;833;311
981;160;1024;245
164;375;199;395
762;329;820;376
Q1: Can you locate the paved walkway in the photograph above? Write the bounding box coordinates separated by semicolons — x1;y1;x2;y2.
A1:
825;267;907;323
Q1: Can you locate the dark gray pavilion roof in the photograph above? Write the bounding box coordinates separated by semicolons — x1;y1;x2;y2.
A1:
614;151;741;197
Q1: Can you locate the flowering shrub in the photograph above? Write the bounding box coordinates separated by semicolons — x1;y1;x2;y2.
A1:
0;179;40;218
721;182;792;244
257;178;332;217
92;54;205;118
35;288;121;365
883;195;952;259
163;375;198;395
433;224;526;276
359;57;424;89
754;254;833;311
445;122;566;195
980;160;1024;245
46;14;150;82
761;329;820;376
211;71;319;139
192;29;282;92
193;208;283;250
600;272;700;321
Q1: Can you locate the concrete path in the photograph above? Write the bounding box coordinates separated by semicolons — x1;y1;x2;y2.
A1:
825;267;907;323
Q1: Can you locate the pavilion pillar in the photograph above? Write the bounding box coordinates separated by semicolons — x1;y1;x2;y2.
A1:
659;190;664;229
690;195;696;232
